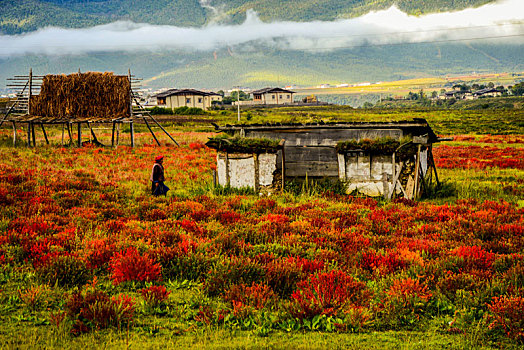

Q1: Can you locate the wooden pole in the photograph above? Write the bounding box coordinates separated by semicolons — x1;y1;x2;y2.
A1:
225;152;230;186
279;140;285;192
61;123;65;146
148;116;179;146
27;122;31;147
86;121;102;146
413;144;422;199
40;123;49;145
130;121;135;147
12;122;16;147
77;122;82;147
31;122;36;147
28;68;32;115
67;123;73;146
142;117;160;146
116;123;120;145
111;122;116;147
429;145;440;186
253;153;260;193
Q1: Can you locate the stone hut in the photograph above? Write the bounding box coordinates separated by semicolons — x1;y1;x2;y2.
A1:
208;119;442;199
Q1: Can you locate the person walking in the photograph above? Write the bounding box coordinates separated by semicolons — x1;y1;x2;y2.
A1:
151;155;169;196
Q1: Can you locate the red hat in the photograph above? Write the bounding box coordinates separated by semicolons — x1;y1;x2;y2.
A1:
155;155;164;162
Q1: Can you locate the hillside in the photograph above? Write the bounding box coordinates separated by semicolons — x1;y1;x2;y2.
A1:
0;0;496;34
1;41;523;92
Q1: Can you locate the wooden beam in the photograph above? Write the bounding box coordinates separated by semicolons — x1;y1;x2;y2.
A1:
40;123;49;145
12;122;16;147
77;122;82;147
388;160;403;200
31;122;36;147
253;153;260;193
67;123;73;146
429;146;440;186
225;152;230;186
86;121;104;146
148;116;179;146
27;122;31;147
280;140;286;192
142;116;160;146
130;121;135;147
111;122;116;147
413;144;422;199
116;123;120;145
28;68;32;115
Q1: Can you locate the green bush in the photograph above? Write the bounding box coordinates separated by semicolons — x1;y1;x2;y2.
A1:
174;106;206;115
148;106;174;115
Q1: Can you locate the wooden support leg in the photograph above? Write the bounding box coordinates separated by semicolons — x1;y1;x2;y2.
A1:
429;147;440;186
27;123;31;147
12;122;16;147
111;122;116;147
143;117;160;146
86;121;103;146
77;122;82;147
67;123;73;146
116;123;120;145
149;116;179;146
253;153;260;193
413;144;422;199
31;122;36;147
130;121;135;147
61;123;65;146
280;140;286;192
40;123;49;145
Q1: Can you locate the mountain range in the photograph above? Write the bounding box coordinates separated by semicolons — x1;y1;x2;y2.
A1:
1;0;523;92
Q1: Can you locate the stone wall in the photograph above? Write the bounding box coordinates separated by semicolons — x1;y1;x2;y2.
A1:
216;152;278;190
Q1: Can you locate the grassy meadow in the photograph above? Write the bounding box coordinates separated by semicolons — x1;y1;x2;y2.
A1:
0;107;522;349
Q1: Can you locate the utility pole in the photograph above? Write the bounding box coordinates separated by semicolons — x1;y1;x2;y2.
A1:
236;86;241;122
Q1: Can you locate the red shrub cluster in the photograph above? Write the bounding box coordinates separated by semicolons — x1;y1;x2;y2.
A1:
66;288;135;335
290;270;370;319
360;251;408;274
487;294;524;341
109;248;162;284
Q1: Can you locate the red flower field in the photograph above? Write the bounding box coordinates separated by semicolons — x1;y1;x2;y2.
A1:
0;129;522;347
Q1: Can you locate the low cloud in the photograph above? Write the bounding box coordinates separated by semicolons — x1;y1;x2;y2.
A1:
0;0;523;56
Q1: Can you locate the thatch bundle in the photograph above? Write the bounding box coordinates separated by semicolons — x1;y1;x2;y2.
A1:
30;72;131;120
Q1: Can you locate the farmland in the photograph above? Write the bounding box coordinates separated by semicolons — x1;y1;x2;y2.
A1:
0;108;523;349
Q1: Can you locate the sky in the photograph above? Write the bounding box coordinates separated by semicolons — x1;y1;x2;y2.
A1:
0;0;523;57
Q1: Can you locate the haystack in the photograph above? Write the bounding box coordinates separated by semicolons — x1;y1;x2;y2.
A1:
30;72;131;121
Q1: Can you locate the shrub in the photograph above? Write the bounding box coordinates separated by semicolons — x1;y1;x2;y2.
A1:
377;277;433;328
148;106;173;115
225;282;275;310
486;294;524;341
204;257;265;296
109;248;162;285
290;270;370;320
140;285;170;308
37;254;91;287
264;258;304;298
66;287;135;335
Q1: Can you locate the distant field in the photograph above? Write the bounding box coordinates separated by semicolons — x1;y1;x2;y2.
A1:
293;72;524;98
